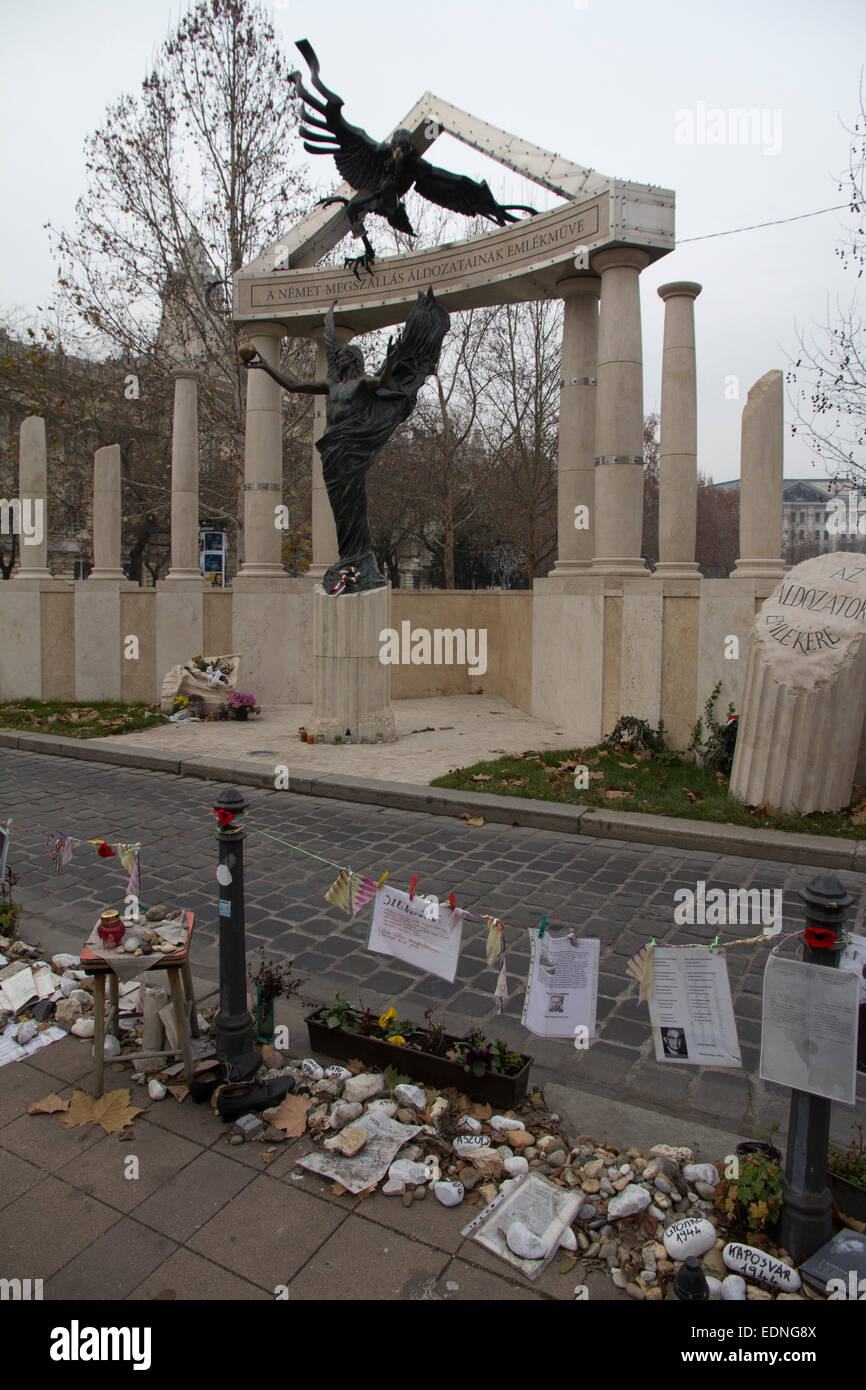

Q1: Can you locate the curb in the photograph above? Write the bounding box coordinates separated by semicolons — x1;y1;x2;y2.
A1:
1;727;862;870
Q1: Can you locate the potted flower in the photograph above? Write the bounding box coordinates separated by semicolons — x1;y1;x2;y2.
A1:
827;1124;866;1222
305;995;533;1106
248;952;303;1044
227;692;261;721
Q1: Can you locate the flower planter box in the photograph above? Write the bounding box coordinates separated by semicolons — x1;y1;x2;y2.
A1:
305;1008;532;1108
828;1171;866;1223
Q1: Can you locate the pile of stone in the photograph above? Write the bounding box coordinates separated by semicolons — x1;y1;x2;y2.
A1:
243;1057;815;1300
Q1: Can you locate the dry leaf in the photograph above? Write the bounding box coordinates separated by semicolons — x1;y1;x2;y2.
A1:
347;1058;366;1075
461;814;485;827
470;774;492;782
470;1101;492;1121
28;1093;69;1115
852;806;866;825
505;777;528;788
683;789;705;803
166;1084;189;1103
61;1089;142;1134
331;1182;348;1196
620;761;637;769
261;1148;276;1166
261;1044;275;1061
560;1256;578;1275
603;789;629;801
266;1093;312;1137
357;1184;377;1200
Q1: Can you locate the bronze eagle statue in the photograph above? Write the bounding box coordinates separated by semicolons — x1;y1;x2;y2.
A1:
291;39;538;277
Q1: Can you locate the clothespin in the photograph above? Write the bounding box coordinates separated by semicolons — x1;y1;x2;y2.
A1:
538;915;547;939
409;874;417;902
449;891;456;912
376;871;389;890
710;935;719;951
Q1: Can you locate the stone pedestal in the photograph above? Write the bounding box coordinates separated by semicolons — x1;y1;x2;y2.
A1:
732;371;785;582
730;553;866;813
309;584;396;743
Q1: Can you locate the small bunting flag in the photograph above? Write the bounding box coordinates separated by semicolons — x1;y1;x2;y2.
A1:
115;843;141;898
494;957;509;1014
325;869;379;918
48;835;76;873
485;916;504;967
625;942;655;1002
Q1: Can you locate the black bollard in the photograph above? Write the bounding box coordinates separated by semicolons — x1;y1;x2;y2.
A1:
213;787;259;1078
776;874;854;1263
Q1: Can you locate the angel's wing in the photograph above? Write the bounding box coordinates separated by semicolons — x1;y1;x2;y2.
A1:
413;159;537;225
294;39;392;192
379;288;450;398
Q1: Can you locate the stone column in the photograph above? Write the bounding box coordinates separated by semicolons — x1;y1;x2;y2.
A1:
89;444;126;579
164;369;202;582
239;323;285;578
13;415;51;580
732;371;785;581
307;323;351;581
591;248;650;574
552;277;600;574
655;282;701;579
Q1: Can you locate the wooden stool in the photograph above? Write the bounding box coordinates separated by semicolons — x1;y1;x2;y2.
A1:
81;910;200;1098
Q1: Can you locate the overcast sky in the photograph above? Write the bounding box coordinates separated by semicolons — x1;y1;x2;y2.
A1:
1;0;864;481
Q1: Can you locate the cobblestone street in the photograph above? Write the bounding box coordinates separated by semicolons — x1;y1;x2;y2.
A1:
3;746;865;1140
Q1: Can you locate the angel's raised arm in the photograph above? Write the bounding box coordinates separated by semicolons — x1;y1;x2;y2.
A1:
238;343;329;395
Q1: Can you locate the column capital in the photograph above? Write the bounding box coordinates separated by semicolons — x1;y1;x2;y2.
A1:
658;281;702;302
592;247;651;276
171;367;204;383
556;274;601;299
241;321;285;344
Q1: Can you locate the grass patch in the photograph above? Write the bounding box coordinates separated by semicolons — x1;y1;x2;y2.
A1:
432;746;866;841
0;700;163;739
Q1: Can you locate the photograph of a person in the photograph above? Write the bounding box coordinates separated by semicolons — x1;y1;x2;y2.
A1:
661;1026;689;1059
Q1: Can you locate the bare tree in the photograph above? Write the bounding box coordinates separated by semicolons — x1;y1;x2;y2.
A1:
787;75;866;478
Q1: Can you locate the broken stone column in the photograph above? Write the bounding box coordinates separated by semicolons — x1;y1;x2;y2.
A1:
165;369;202;582
89;444;126;580
730;552;866;812
13;415;50;580
732;371;785;581
655;281;701;579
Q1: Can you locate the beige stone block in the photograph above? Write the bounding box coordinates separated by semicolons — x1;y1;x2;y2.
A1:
0;586;43;698
121;590;157;705
231;578;312;705
74;583;123;700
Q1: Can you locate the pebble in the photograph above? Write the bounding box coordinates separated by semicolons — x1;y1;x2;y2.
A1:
434;1180;464;1207
695;1181;717;1201
456;1115;482;1133
746;1286;774;1301
506;1131;534;1150
382;1178;405;1196
413;1185;426;1201
723;1242;801;1292
101;1035;121;1059
490;1115;525;1132
503;1156;529;1177
70;989;91;1007
558;1227;577;1251
647;1203;665;1221
607;1184;652;1220
343;1073;386;1104
706;1276;723;1299
147;1079;167;1101
506;1221;547;1260
313;1079;343;1100
582;1158;604;1178
721;1274;747;1301
684;1163;720;1188
547;1150;567;1168
645;1287;663;1301
578;1204;597;1221
402;1192;414;1208
366;1099;398;1118
329;1101;363;1130
16;1019;38;1045
599;1240;618;1260
453;1135;492;1157
471;1151;503;1181
478;1182;499;1205
123;937;140;953
626;1282;645;1300
393;1083;427;1111
299;1058;324;1082
388;1159;429;1186
650;1144;693;1164
52;953;79;971
663;1216;716;1261
229;1133;244;1145
654;1175;672;1195
324;1125;367;1157
611;1269;627;1289
396;1107;416;1124
324;1065;352;1082
496;1145;514;1160
581;1178;601;1194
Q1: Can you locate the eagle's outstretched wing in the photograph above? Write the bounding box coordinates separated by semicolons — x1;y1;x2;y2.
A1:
413;159;537;225
294;39;391;192
377;288;450;399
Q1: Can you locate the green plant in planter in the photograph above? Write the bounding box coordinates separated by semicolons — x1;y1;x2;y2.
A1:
828;1124;866;1190
447;1030;525;1078
715;1153;783;1237
0;899;21;937
322;993;360;1031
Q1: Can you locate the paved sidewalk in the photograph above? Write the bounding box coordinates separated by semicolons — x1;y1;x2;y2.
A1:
0;1006;750;1303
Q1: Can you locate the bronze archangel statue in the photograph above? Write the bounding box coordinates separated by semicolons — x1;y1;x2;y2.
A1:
240;288;450;595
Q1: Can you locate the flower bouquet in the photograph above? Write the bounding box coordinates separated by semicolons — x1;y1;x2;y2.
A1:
227;692;261;721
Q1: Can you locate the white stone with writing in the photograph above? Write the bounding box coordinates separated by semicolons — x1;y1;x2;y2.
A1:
393;1083;427;1111
663;1216;716;1260
731;553;866;813
722;1242;802;1291
300;1058;324;1082
453;1134;492;1157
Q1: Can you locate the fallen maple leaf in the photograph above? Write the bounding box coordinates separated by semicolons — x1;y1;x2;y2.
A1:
683;789;705;803
347;1058;366;1075
166;1084;188;1103
461;814;485;827
266;1093;311;1137
331;1182;348;1196
28;1093;69;1115
470;1101;492;1121
61;1088;142;1134
357;1184;377;1200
